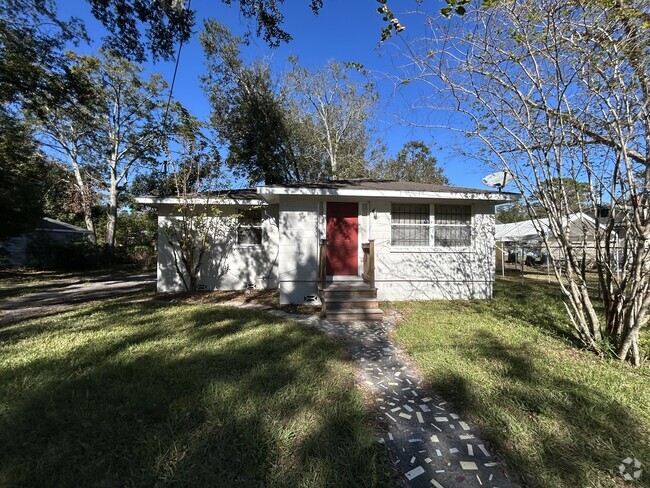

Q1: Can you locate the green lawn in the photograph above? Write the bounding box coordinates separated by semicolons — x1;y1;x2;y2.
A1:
392;278;650;488
0;298;393;487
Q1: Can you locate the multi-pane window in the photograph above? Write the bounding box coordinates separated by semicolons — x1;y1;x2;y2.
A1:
391;203;472;247
237;208;263;245
391;204;430;246
434;205;472;247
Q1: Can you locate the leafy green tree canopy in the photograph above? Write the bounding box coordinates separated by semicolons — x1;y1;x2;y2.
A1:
87;0;324;61
373;140;449;185
200;20;297;185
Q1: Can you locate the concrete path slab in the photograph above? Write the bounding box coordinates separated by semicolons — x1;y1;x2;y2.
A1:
258;307;519;488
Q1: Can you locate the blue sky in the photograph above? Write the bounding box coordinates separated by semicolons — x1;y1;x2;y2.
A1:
56;0;491;189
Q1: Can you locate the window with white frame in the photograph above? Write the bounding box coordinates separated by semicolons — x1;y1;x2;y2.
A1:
237;208;263;245
390;203;472;247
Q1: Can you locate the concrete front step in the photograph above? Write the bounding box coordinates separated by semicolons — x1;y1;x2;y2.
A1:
326;308;384;322
319;281;383;321
325;297;380;310
319;285;378;300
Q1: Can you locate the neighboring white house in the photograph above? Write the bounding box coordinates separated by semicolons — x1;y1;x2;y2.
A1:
137;179;514;304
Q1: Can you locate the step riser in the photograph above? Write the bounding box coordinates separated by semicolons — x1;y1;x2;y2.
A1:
321;290;377;300
326;299;380;310
326;311;383;321
319;282;383;321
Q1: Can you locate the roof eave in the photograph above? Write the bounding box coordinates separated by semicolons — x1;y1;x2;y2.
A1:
257;186;517;202
134;196;265;206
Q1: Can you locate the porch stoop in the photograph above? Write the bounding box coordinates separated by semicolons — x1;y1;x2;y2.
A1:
318;281;383;321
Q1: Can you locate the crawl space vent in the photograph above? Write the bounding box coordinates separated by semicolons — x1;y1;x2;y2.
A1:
245;283;256;290
304;295;318;304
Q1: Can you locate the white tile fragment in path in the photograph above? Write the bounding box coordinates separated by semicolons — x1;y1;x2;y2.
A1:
460;461;479;470
431;478;445;488
405;466;425;480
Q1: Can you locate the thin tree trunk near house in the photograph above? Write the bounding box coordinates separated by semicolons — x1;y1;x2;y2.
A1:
161;134;229;294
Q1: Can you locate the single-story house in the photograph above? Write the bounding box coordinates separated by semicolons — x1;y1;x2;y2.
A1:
137;179;514;314
1;217;93;266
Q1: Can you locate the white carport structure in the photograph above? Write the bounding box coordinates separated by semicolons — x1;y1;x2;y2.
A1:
495;213;600;242
494;213;601;280
495;219;551;242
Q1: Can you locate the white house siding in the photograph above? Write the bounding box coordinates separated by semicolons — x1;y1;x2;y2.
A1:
278;197;322;304
368;199;496;300
156;204;279;293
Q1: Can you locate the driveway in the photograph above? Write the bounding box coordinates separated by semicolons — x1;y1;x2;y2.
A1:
0;273;155;326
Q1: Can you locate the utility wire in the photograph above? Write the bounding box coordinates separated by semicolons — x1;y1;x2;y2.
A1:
162;0;192;174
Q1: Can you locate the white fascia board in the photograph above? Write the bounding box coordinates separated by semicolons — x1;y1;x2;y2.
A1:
135;196;265;206
257;186;516;202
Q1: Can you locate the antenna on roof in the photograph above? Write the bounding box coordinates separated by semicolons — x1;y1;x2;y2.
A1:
482;170;514;192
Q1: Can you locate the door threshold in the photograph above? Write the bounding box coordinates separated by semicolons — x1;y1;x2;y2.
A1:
327;275;363;282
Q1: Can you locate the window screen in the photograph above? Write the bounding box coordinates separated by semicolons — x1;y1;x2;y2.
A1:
434;205;471;247
391;203;430;246
237;208;263;245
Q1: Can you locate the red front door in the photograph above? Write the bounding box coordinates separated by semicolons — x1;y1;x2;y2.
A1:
326;202;358;275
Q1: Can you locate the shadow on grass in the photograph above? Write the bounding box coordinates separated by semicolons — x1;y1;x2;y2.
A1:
485;279;583;347
0;300;392;487
425;329;649;488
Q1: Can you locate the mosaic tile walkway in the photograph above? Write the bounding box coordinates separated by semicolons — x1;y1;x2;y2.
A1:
261;307;519;488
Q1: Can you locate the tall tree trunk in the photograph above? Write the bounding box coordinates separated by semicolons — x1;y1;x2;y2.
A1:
71;157;96;243
105;159;119;249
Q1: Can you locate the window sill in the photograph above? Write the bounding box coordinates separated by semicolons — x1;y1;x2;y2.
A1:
389;246;474;253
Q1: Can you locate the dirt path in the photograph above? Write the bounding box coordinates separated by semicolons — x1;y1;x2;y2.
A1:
0;273;155;326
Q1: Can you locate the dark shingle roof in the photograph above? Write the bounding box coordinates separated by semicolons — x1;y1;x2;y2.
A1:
263;178;516;195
